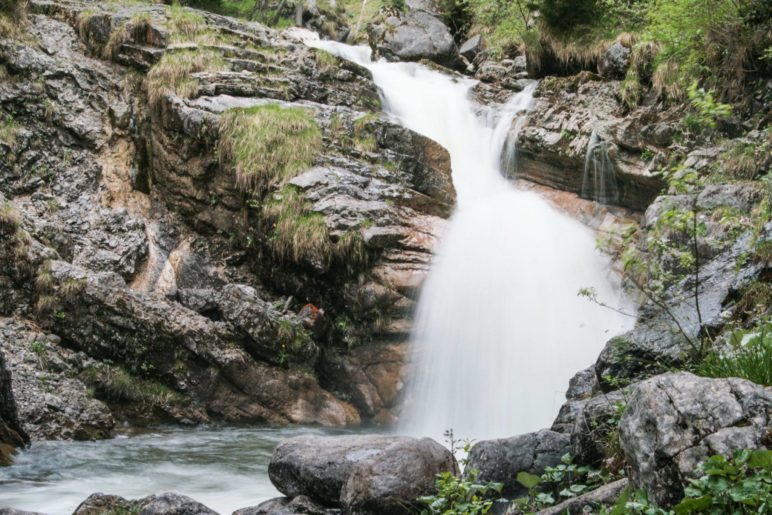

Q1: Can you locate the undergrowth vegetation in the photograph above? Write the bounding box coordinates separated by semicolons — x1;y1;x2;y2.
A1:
146;49;227;108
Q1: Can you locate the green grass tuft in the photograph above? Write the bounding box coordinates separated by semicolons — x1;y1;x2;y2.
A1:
147;49;227;108
218;103;322;194
698;322;772;386
263;186;331;266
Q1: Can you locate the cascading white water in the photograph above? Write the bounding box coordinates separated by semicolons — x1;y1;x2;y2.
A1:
301;34;634;442
582;129;620;205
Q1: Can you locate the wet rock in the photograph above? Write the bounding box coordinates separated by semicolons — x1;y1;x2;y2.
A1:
619;372;772;507
0;348;28;466
466;429;570;496
340;437;458;514
234;495;339;515
367;8;457;68
535;478;628;514
319;343;408;421
0;318;114;441
73;493;139;515
269;435;457;508
597;42;630;80
46;260;359;427
73;492;217;515
459;34;483;61
513;75;663;211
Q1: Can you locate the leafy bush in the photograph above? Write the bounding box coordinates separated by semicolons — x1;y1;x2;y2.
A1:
418;469;503;515
698;322;772;386
540;0;597;32
514;454;617;511
646;0;770;100
674;449;772;513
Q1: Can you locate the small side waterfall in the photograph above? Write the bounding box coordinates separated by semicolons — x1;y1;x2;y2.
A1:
581;129;620;205
301;34;634;442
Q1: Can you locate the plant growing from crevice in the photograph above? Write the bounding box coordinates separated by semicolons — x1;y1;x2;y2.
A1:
147;49;227;109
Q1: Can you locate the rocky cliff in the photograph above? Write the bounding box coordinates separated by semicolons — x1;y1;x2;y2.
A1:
0;0;455;439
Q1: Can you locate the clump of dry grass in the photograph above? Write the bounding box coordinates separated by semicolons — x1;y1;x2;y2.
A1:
104;12;153;60
218;103;322;194
146;49;226;108
263;186;332;267
652;59;686;101
0;115;21;148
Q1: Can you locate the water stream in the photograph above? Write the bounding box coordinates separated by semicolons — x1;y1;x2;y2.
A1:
303;36;634;442
0;426;352;514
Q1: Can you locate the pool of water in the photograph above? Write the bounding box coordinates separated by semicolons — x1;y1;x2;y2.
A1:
0;425;357;514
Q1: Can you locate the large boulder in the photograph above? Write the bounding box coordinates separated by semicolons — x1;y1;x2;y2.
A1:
367;8;457;67
619;372;772;507
597;42;630;80
466;429;570;496
340;437;457;514
268;435;457;511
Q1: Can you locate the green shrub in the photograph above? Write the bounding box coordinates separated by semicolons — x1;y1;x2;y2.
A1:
674;449;772;514
540;0;597;32
698;322;772;386
418;469;503;515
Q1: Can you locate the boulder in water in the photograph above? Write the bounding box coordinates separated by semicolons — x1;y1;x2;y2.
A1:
73;492;217;515
466;429;570;496
620;372;772;507
268;435;457;510
0;349;28;466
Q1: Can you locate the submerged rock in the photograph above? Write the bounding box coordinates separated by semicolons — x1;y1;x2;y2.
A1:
466;429;570;496
619;372;772;507
268;435;457;511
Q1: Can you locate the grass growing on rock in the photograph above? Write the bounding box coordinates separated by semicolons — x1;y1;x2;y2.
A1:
218;103;322;194
81;364;182;408
0;115;21;148
146;49;227;108
263;185;332;266
104;11;153;59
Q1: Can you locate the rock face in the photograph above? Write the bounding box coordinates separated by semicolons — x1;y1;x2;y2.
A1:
0;348;28;466
619;372;772;507
269;435;457;512
367;5;457;67
0;0;455;432
595;220;769;387
512;73;663;211
73;492;217;515
0;318;114;441
466;429;570;496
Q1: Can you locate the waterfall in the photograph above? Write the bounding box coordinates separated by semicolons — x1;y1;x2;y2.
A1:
301;34;634;442
581;129;620;205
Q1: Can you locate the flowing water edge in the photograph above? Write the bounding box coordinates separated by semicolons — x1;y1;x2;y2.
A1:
1;35;634;514
0;426;358;514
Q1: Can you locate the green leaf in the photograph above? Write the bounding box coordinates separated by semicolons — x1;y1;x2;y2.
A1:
516;471;541;489
674;495;713;514
748;450;772;469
